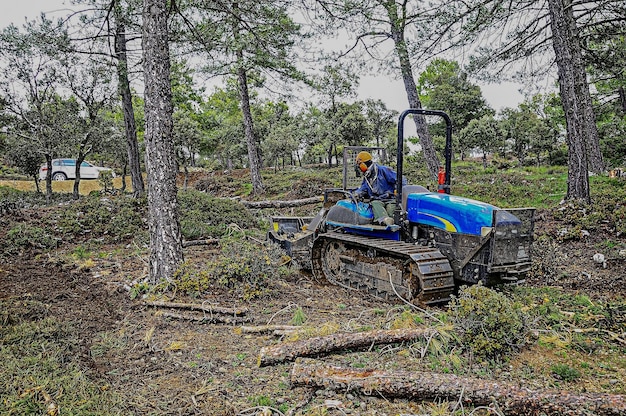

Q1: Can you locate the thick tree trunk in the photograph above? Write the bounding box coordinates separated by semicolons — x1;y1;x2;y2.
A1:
258;328;436;367
386;2;440;179
548;0;603;202
291;358;626;416
114;15;145;198
142;0;184;283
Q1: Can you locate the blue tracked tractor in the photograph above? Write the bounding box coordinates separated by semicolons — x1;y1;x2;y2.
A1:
268;109;535;305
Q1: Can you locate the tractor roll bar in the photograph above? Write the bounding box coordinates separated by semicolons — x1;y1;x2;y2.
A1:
395;109;453;221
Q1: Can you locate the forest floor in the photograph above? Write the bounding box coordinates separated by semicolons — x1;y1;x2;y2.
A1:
1;167;625;416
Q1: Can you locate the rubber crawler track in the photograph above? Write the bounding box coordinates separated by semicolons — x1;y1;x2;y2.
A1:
311;231;455;305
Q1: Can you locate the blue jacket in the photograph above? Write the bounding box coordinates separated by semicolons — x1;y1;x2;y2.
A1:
354;163;405;200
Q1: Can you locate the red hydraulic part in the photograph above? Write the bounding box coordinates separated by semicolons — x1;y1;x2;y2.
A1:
437;166;446;193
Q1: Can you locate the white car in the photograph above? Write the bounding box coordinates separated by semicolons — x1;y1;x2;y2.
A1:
39;159;114;181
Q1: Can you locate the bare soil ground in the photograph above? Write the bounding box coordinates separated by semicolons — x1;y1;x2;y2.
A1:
1;173;625;415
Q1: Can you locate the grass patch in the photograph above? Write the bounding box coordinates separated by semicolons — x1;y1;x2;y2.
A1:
0;177;133;195
0;301;126;415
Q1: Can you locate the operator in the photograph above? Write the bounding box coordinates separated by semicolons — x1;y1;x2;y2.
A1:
352;151;406;226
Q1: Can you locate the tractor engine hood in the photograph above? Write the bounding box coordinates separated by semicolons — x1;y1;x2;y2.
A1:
406;193;521;236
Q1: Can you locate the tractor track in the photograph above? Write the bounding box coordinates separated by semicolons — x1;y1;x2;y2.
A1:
311;231;455;305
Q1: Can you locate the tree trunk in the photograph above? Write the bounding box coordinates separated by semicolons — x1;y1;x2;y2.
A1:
230;3;263;195
183;163;189;190
44;156;52;203
237;66;264;195
386;1;440;179
258;328;436;367
114;14;145;198
291;359;626;416
142;0;184;284
73;153;85;200
548;0;601;203
326;143;333;168
120;163;127;192
73;140;92;200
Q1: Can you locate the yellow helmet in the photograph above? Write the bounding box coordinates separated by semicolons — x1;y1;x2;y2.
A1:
356;151;373;173
355;151;372;164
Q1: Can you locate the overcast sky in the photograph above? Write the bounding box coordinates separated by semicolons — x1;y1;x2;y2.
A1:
2;0;526;113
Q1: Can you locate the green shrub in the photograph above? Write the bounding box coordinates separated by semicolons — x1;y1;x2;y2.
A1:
98;171;115;193
169;240;292;300
550;363;581;382
3;223;58;253
178;190;258;239
448;284;529;359
0;186;48;210
290;307;307;325
54;194;146;240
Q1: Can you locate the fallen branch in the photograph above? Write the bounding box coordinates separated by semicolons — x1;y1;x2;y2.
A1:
182;239;219;248
158;311;249;325
144;300;248;316
258;327;436;367
236;325;302;334
240;196;322;209
291;358;626;416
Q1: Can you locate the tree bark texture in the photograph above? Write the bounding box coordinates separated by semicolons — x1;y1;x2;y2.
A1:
115;14;145;198
258;328;437;367
291;358;626;416
142;0;184;283
385;1;440;180
548;0;602;202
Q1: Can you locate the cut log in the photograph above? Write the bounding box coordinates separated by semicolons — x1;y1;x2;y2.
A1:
258;328;436;367
240;196;322;209
236;325;302;334
158;311;249;325
291;358;626;416
182;239;219;248
144;300;248;316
